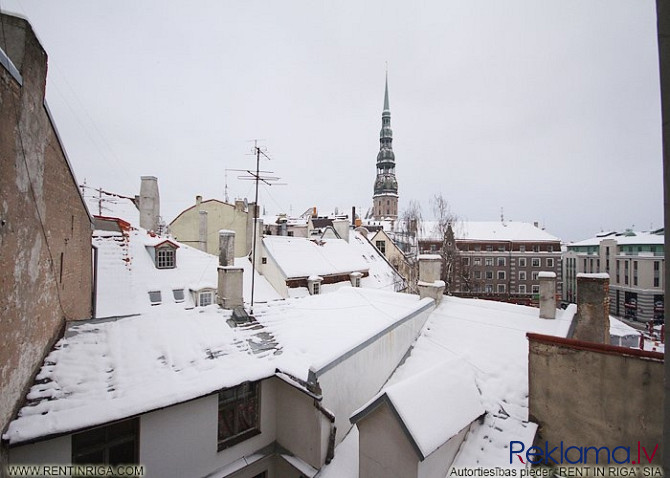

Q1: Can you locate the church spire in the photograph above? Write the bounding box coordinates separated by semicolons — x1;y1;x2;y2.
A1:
373;70;398;221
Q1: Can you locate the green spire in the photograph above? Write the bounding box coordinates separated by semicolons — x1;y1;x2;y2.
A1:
383;70;390;112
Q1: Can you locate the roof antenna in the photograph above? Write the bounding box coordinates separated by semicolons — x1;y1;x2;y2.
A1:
500;207;504;223
224;169;229;203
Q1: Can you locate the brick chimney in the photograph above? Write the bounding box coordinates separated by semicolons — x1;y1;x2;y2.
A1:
572;273;610;343
538;271;557;319
217;230;243;309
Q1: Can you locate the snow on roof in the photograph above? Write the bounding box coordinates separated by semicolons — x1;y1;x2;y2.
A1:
4;288;429;445
383;296;575;467
352;359;485;459
84;189;139;225
609;316;639;338
570;230;665;247
419;221;561;242
94;227;218;317
264;236;368;278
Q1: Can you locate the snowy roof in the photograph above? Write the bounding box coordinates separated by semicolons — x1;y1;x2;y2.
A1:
419;221;561;242
83;188;140;225
4;288;430;445
374;296;574;467
569;230;664;247
351;359;485;459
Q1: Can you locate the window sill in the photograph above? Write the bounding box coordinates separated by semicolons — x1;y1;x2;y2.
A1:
217;428;261;452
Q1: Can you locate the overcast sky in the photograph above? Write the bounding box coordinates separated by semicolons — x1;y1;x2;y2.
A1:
2;0;663;242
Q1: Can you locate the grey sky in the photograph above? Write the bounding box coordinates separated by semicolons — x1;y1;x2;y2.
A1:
2;0;663;242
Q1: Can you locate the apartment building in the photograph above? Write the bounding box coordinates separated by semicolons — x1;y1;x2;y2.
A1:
564;229;664;323
418;221;562;304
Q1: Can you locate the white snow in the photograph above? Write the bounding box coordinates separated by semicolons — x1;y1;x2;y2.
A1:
537;271;556;278
576;272;610;279
4;288;429;445
419;221;561;242
355;359;485;458
263;235;368;278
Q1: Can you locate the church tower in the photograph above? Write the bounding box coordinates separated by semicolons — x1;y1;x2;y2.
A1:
373;72;398;220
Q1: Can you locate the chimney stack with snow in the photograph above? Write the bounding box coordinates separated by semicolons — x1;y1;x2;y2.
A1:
138;176;160;232
217;230;243;309
198;210;208;252
572;273;610;343
538;272;556;319
417;254;445;304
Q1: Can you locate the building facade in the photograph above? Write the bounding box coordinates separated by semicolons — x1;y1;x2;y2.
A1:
0;13;93;455
169;196;253;258
564;229;664;323
372;74;398;221
418;221;563;304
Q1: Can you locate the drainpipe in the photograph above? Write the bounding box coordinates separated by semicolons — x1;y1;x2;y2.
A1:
91;244;98;319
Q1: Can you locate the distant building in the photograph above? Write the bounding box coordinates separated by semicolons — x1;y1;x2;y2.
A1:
418;221;563;303
0;12;92;459
169;196;254;257
564;229;665;322
370;229;416;290
372;73;399;221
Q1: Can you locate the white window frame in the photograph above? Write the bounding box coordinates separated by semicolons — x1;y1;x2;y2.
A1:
519;258;527;267
519;284;527;294
148;290;162;306
531;258;541;268
197;290;214;307
497;284;506;293
519;271;526;281
497;271;505;280
546;258;554;267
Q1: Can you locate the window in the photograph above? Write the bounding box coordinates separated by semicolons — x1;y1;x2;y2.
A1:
624;261;629;285
474;270;481;279
72;418;139;465
497;284;506;293
197;290;214;307
531;258;540;267
148;290;162;306
287;231;294;237
474;258;481;266
474;245;481;252
172;289;185;303
518;258;527;267
532;271;539;281
261;257;267;264
486;271;493;279
218;382;260;450
462;257;470;266
497;257;505;267
616;260;620;283
654;261;660;287
485;284;493;293
532;285;540;294
312;282;321;295
430;244;437;252
548;245;554;253
486;245;493;252
546;258;554;268
519;271;526;281
375;240;386;255
633;261;638;286
519;284;527;294
485;258;494;267
156;247;176;269
519;245;526;252
497;271;505;280
532;245;540;252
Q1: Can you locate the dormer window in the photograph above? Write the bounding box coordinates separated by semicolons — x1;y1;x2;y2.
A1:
157;247;175;269
190;287;216;307
146;239;179;269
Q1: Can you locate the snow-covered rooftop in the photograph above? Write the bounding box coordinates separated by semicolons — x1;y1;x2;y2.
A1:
352;359;485;459
569;230;665;247
263;235;368;278
4;288;430;445
419;221;561;242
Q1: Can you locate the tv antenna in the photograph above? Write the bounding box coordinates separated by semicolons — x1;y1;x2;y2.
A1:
233;140;284;314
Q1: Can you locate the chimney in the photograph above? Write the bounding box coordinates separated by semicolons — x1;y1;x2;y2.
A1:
246;202;259;255
139;176;160;232
572;273;610;343
417;254;445;304
533;221;539;228
349;271;363;288
198;210;208;252
333;218;350;242
217;230;243;309
538;271;556;319
235;199;245;212
196;195;202;207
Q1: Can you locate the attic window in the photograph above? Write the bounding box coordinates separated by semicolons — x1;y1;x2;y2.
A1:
156;247;176;269
312;282;321;295
148;290;162;305
197;290;214;307
173;289;185;303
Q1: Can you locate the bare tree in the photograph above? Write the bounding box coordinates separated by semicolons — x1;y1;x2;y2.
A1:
431;194;459;294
